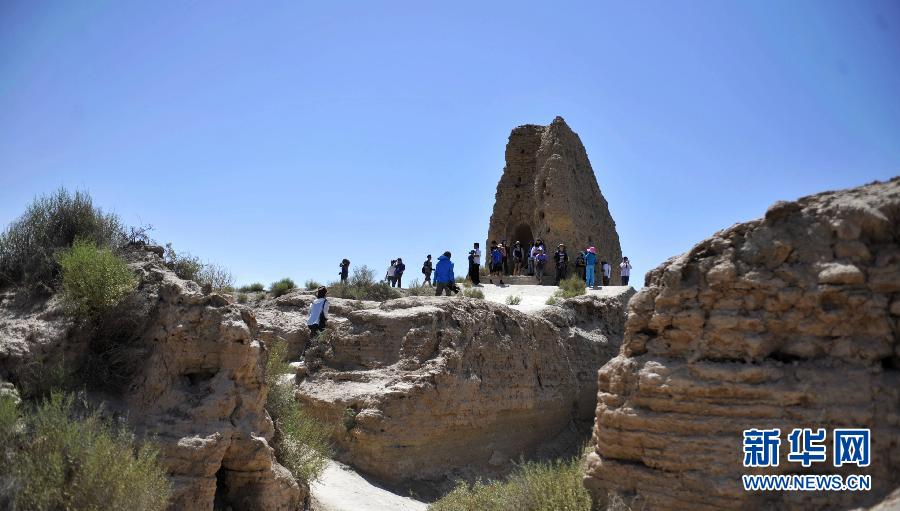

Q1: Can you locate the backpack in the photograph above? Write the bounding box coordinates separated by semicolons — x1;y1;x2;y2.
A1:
422;260;432;274
575;253;586;267
317;299;328;328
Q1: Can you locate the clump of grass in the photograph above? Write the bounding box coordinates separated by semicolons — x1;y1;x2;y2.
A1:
403;279;432;296
2;391;170;511
255;292;266;302
265;338;331;483
270;278;296;298
455;276;468;284
429;457;590;511
0;188;127;290
238;282;265;293
554;277;586;299
163;243;233;291
463;288;484;299
59;239;137;320
237;293;249;304
328;266;400;301
505;295;522;305
545;296;559;306
304;279;322;290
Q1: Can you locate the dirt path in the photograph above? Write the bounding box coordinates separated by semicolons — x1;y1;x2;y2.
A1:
478;283;629;313
309;461;428;511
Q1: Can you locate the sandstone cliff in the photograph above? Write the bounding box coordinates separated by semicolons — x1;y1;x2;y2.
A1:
256;287;634;487
584;178;900;510
487;116;622;280
0;247;304;511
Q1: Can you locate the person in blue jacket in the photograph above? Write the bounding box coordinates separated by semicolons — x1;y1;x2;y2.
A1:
585;246;598;288
433;251;455;296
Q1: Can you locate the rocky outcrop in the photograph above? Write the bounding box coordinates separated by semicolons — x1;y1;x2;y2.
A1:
0;247;304;511
257;287;634;486
584;178;900;510
487;116;622;279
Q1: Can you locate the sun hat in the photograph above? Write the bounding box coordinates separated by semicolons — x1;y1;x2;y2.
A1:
588;246;597;254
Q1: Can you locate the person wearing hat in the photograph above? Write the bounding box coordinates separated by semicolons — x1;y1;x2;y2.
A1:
585;247;598;288
307;286;329;337
554;243;569;285
433;251;455;296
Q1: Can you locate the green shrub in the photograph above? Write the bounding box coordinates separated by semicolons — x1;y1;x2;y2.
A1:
506;295;522;305
0;188;127;289
270;278;296;298
463;288;484;299
237;293;249;304
9;392;170;511
429;457;590;511
265;339;331;483
545;296;559;306
255;292;266;302
555;277;586;299
0;391;18;450
328;266;400;301
305;279;322;290
238;282;265;293
58;239;137;319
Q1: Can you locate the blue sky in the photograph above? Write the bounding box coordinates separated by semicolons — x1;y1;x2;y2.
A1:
1;1;898;288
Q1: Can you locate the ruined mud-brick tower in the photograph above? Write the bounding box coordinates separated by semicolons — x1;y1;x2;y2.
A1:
487;116;623;280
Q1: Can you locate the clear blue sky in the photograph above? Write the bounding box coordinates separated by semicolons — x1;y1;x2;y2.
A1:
2;1;898;289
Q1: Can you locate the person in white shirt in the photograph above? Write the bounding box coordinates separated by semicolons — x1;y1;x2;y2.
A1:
471;242;481;286
601;261;612;286
620;257;632;286
307;286;329;337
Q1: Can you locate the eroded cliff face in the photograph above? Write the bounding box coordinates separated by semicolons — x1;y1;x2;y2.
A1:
256;288;634;486
584;178;900;510
487;116;622;279
0;248;304;511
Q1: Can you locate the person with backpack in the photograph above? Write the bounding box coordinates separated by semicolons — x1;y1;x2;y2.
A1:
386;260;397;286
512;241;525;276
620;256;632;286
307;286;329;337
585;247;598;288
339;259;350;284
471;242;482;286
422;255;433;286
575;250;587;281
490;243;504;286
534;247;547;283
554;244;569;285
394;257;406;288
601;261;611;286
433;251;455;296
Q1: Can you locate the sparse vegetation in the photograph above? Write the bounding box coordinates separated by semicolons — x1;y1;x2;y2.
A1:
463;288;484;299
238;282;265;293
59;239;137;320
429;457;590;511
545;296;559;306
163;243;233;291
328;266;400;301
237;293;249;304
505;295;522;305
304;279;322;290
0;188;127;290
255;292;266;302
403;279;432;296
342;407;359;431
455;276;468;284
554;277;586;299
265;338;331;483
270;277;296;298
1;391;170;511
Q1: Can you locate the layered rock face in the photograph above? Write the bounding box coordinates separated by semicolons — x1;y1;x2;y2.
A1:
584;178;900;510
257;288;634;485
0;248;303;511
487;116;622;279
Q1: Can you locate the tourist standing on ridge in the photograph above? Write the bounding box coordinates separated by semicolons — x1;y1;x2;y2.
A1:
534;248;547;283
554;244;569;285
433;251;455;296
585;247;598;288
422;255;433;286
527;241;537;276
512;241;525;276
472;242;482;286
601;260;611;286
307;286;329;337
339;259;350;284
386;260;397;286
490;243;504;285
620;257;632;286
575;249;587;281
394;258;406;288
